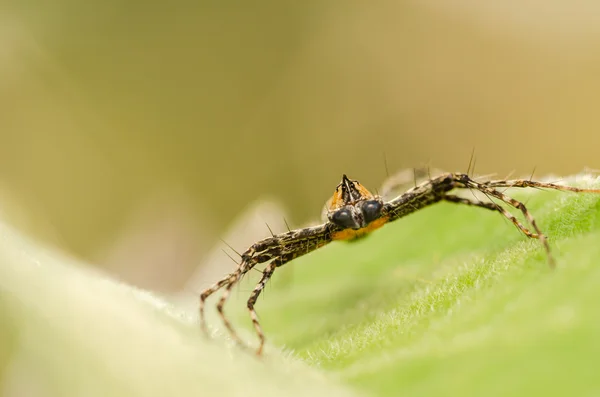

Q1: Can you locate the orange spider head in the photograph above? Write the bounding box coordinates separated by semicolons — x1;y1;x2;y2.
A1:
327;175;388;240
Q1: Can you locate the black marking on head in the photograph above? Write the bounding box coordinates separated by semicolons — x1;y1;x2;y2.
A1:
339;174;366;205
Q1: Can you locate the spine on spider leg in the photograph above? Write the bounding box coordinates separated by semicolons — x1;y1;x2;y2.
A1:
238;223;335;272
272;224;335;265
484;179;600;194
384;175;455;221
236;233;288;273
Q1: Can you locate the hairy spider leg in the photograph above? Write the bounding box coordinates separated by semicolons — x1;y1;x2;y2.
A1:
384;174;547;260
384;173;600;268
199;276;232;334
483;178;600;193
247;261;278;355
200;223;335;354
199;249;276;344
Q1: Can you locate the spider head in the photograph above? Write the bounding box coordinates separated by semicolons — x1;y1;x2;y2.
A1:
327;174;384;230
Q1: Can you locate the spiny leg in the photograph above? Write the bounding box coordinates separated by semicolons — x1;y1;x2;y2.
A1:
246;242;329;354
244;228;332;353
442;195;539;239
199;275;234;335
385;172;600;267
199;250;272;342
483;178;600;194
213;253;276;346
215;271;246;345
466;176;598;266
458;175;557;266
199;223;334;353
246;259;281;355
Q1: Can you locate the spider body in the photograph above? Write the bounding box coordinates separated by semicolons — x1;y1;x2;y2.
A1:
328;174;388;240
199;171;600;356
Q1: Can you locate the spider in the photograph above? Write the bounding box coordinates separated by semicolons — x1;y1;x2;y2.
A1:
199;171;600;355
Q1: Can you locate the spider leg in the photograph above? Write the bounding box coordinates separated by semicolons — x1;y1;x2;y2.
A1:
199;274;234;335
215;272;245;345
246;249;316;355
457;174;558;266
483;178;600;194
245;230;332;355
442;195;539;239
246;259;279;355
213;253;276;345
199;246;275;340
199;223;334;353
385;172;600;267
384;173;456;220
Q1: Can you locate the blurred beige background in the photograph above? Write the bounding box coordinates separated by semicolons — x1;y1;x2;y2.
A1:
1;1;600;292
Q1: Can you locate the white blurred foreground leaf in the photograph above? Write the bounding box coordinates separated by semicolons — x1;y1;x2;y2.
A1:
0;222;357;397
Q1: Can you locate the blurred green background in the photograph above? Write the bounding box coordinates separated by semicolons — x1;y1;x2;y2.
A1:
2;0;600;293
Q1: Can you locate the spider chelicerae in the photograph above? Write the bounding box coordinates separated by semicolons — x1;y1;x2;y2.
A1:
199;169;600;355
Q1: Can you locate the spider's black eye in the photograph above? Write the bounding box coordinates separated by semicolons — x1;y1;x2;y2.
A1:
361;200;383;223
330;209;357;229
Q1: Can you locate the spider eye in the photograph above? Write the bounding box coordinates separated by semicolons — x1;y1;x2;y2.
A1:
330;209;357;229
361;200;383;223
